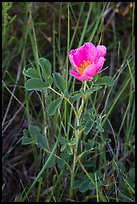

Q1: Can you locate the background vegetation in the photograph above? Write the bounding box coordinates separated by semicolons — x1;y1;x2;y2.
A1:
2;2;135;202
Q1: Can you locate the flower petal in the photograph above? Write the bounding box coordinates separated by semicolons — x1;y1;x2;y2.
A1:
73;47;86;67
69;42;107;82
96;45;106;57
69;70;91;82
84;42;98;61
76;75;92;82
72;42;97;66
69;50;79;72
96;57;106;73
69;70;80;77
83;57;106;78
83;64;98;78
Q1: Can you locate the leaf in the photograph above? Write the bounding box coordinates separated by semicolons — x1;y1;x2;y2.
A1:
53;72;65;93
83;109;95;121
46;154;56;168
43;75;53;86
48;98;62;116
100;179;109;186
85;139;95;151
69;91;82;103
29;125;40;140
95;76;115;87
104;138;111;144
96;125;104;133
66;145;73;155
61;144;67;152
23;129;29;137
25;78;48;91
23;68;40;78
125;177;134;189
22;136;33;145
38;58;51;78
72;180;82;190
129;168;135;181
84;85;102;96
38;58;53;86
73;173;96;192
83;120;93;135
22;129;33;145
83;113;92;121
79;179;91;193
118;163;125;172
69;139;76;146
37;134;48;150
89;108;94;115
57;158;66;169
59;136;69;145
60;151;70;162
60;137;69;152
75;172;86;179
64;90;69;98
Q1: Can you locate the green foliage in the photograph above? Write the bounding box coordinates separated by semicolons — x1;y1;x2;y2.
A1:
38;58;52;78
72;172;99;193
69;84;102;103
23;57;53;91
78;108;104;135
23;68;40;78
94;76;115;87
25;78;49;91
46;155;56;168
36;134;48;150
59;136;74;155
129;168;135;182
57;157;66;169
83;85;102;96
38;58;53;85
22;125;47;150
85;139;95;151
47;98;62;116
69;91;83;103
22;129;34;145
113;162;135;202
64;90;70;98
53;72;66;93
29;125;41;140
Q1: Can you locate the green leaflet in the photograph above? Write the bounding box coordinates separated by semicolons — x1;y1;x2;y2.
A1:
38;57;51;78
48;98;62;116
38;58;53;85
25;78;48;91
95;76;115;87
53;72;66;93
23;68;40;78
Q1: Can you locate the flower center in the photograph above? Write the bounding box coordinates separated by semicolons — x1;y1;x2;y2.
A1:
78;60;91;75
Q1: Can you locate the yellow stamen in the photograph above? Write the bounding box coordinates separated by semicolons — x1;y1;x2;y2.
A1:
78;60;91;75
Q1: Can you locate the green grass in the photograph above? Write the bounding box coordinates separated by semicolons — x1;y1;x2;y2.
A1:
2;2;135;202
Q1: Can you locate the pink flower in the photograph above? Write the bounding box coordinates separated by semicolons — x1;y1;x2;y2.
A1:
69;42;106;82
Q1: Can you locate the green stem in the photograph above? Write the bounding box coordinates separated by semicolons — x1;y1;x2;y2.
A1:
48;86;80;199
48;86;79;120
78;81;87;118
69;81;87;199
69;117;79;199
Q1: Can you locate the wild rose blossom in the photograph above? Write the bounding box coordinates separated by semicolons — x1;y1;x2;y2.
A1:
69;42;106;82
